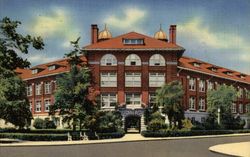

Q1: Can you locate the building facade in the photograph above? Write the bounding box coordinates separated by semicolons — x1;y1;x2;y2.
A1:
15;24;250;130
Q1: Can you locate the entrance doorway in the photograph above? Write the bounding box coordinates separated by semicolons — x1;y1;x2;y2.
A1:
125;115;141;133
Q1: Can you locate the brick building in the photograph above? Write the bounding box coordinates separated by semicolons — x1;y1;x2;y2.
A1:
15;24;250;130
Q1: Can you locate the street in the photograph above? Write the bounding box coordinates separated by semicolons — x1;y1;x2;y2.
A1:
1;135;250;157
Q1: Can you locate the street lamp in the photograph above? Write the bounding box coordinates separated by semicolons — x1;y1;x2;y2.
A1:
217;107;221;125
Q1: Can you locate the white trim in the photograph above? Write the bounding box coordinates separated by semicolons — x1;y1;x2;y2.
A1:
166;61;178;65
89;61;100;65
177;66;250;85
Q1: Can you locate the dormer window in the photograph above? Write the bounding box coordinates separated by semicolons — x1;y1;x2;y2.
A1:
123;39;144;45
238;74;246;79
211;68;217;72
48;65;56;71
32;69;38;74
224;71;233;76
193;62;200;67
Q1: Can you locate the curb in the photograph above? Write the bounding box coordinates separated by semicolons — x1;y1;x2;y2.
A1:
1;133;250;147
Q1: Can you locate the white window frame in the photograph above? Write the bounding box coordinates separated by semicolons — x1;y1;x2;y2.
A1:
198;98;205;111
35;100;41;112
100;93;117;109
26;84;32;96
35;83;42;95
32;69;38;74
100;54;117;66
125;72;141;87
48;65;56;71
149;73;165;87
149;54;165;66
29;101;32;112
44;99;51;112
199;80;205;92
125;54;141;66
207;81;214;90
189;97;196;110
126;93;141;107
189;77;196;91
231;103;237;113
238;88;243;98
246;104;250;113
44;82;51;94
239;104;243;113
123;39;144;45
100;72;117;87
149;93;157;106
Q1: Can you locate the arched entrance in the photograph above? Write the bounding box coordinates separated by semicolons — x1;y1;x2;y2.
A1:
125;115;141;133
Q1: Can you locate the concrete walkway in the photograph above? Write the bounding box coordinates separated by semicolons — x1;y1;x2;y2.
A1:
209;142;250;157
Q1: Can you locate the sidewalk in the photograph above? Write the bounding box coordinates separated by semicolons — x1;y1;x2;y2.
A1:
1;133;250;147
209;142;250;157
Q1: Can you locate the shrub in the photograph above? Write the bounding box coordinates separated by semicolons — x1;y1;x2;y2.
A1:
181;118;193;131
33;118;45;129
45;120;57;129
147;119;168;131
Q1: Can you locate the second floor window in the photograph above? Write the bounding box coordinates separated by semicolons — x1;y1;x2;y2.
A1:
35;83;42;95
44;82;51;94
26;84;32;96
100;72;117;87
101;93;117;108
207;81;214;90
125;72;141;87
199;80;205;92
126;93;141;105
189;97;196;110
125;54;141;66
238;88;243;98
189;77;196;91
100;54;117;66
35;100;41;112
149;73;165;87
149;54;165;66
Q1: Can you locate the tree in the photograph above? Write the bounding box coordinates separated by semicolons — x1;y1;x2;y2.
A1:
0;17;44;129
206;84;244;129
50;37;94;131
155;80;184;129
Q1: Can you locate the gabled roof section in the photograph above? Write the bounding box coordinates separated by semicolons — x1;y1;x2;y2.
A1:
16;56;87;80
178;56;250;84
83;32;184;51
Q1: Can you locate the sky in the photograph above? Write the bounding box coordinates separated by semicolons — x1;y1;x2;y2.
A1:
1;0;250;74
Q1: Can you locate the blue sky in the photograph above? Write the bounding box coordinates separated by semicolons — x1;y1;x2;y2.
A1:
1;0;250;74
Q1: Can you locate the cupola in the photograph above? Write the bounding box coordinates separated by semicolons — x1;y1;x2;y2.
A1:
154;24;168;41
98;24;112;40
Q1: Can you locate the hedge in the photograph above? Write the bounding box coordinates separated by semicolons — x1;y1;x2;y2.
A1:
0;133;68;141
0;129;86;134
141;129;250;137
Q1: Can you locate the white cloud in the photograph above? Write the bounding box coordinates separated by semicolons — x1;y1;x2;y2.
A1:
30;7;80;41
105;7;146;32
178;17;250;62
28;54;58;64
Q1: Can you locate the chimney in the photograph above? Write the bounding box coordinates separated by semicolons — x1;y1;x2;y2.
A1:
91;24;99;44
169;25;176;44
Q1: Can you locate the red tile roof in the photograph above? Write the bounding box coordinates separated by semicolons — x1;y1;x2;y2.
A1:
178;56;250;84
84;32;184;50
16;56;87;80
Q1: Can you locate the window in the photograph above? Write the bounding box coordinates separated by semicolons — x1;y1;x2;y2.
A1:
231;103;237;113
48;65;56;71
101;93;117;108
189;77;196;91
44;99;51;112
193;62;200;67
29;101;32;112
125;54;141;66
238;88;243;98
35;100;41;112
149;93;157;107
100;54;117;66
125;72;141;87
149;54;165;66
199;80;205;92
32;69;38;74
189;97;196;110
239;104;243;113
199;98;205;111
123;39;144;45
207;81;214;90
126;93;141;106
35;83;42;95
246;104;250;113
26;84;32;96
44;82;51;94
191;117;196;124
149;73;165;87
100;72;117;87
